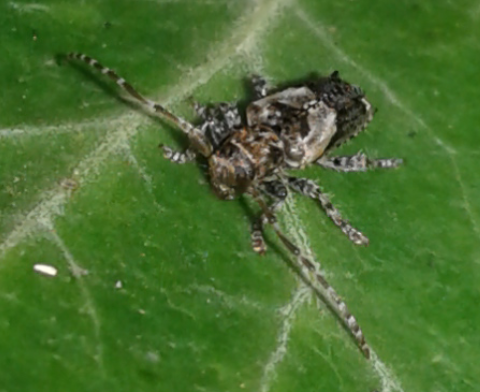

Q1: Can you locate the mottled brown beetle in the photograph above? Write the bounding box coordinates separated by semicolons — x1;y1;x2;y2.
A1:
66;53;402;361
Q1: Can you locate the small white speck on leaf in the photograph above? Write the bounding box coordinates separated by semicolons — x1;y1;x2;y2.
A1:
33;264;57;277
115;280;122;289
145;351;159;363
70;265;88;278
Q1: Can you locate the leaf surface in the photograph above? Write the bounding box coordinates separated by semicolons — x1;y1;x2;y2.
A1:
1;1;479;391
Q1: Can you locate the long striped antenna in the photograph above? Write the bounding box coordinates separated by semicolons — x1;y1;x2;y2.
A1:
273;224;370;358
251;189;371;359
67;53;212;156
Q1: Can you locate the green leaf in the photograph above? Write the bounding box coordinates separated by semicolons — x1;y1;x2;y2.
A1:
1;1;478;391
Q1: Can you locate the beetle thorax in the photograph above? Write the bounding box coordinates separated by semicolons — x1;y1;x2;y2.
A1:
209;126;284;200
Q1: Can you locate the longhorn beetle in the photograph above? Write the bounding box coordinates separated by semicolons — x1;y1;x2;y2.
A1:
66;52;402;360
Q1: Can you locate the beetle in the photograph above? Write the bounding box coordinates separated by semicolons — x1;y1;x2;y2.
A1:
66;52;403;360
